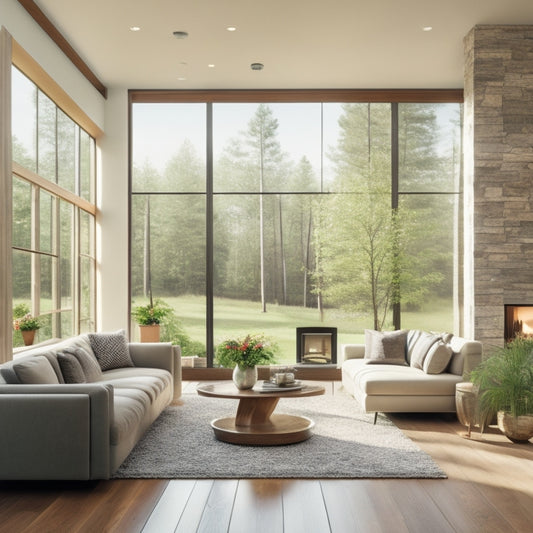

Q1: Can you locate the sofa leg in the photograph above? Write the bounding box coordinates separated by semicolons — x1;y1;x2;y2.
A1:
373;412;378;425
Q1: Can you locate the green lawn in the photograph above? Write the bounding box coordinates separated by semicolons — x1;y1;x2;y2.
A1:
133;295;454;364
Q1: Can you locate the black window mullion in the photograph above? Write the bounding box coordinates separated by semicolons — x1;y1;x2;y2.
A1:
206;103;214;366
391;103;401;330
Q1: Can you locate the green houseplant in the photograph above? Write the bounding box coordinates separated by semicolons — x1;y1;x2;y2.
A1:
470;336;533;443
13;304;41;346
132;298;172;342
216;334;278;389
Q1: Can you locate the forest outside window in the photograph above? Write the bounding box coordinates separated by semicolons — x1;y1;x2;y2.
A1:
11;66;96;347
130;94;463;366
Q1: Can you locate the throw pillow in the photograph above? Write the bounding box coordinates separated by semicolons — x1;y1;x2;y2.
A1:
409;331;441;370
423;341;454;374
57;352;87;383
88;330;133;371
63;346;103;382
13;356;60;384
364;329;408;365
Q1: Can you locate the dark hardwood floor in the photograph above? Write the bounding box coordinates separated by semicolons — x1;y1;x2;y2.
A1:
1;382;532;533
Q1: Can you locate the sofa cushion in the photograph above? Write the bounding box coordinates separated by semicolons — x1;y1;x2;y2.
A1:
12;356;60;384
63;346;103;382
57;352;87;383
344;358;462;396
88;330;134;371
364;329;407;366
423;341;454;374
408;331;440;370
110;389;151;445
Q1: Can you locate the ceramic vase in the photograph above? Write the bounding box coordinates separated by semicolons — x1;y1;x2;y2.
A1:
232;365;257;390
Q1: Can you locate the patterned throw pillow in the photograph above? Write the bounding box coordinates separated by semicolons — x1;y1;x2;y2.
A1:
88;330;134;371
57;352;87;383
364;329;408;366
63;346;103;382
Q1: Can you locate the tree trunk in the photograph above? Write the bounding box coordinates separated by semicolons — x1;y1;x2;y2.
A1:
259;127;266;313
144;196;153;304
278;195;287;305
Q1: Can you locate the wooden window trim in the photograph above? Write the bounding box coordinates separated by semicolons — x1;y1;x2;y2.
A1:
12;40;103;139
129;88;463;104
16;0;107;98
13;161;97;216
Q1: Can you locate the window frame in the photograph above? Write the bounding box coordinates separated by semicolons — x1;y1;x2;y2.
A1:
129;90;464;366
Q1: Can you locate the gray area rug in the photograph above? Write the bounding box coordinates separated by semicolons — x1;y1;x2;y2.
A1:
113;390;446;479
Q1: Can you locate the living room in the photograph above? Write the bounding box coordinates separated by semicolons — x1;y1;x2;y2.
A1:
1;0;533;531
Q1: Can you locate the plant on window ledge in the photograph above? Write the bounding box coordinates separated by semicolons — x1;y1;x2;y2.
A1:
132;298;172;326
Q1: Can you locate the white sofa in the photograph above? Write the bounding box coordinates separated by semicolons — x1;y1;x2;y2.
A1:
341;330;483;422
0;332;182;480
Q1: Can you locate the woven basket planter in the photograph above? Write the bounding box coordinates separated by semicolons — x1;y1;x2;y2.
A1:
497;411;533;443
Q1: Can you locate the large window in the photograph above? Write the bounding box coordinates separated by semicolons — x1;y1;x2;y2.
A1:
11;66;96;347
130;93;462;365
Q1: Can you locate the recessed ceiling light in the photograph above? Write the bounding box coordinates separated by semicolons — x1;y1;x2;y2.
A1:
130;26;141;32
226;26;237;32
208;64;215;68
177;76;187;81
422;26;433;32
173;31;189;39
251;62;264;71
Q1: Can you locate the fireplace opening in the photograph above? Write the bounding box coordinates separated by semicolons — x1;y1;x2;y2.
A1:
504;305;533;342
296;327;337;365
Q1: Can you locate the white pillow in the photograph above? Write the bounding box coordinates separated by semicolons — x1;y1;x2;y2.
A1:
364;329;408;366
423;341;454;374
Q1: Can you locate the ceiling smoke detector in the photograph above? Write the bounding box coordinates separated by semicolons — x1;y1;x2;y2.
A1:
251;62;264;71
173;31;189;39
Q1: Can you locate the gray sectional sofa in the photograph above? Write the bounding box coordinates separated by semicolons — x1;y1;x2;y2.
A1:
0;331;181;480
341;329;483;421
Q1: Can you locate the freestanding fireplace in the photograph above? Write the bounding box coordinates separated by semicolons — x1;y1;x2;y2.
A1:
504;305;533;342
296;327;337;365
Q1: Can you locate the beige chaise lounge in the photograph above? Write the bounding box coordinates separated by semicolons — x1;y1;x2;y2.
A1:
340;330;483;423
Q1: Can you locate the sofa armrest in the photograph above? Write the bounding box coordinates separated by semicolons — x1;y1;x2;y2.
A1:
0;384;113;480
128;342;182;401
339;344;365;363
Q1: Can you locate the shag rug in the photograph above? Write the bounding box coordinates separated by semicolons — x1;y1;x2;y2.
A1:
113;390;446;479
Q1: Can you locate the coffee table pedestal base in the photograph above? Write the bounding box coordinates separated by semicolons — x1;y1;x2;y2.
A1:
211;414;315;445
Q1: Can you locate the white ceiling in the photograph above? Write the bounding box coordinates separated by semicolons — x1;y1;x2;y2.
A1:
36;0;533;91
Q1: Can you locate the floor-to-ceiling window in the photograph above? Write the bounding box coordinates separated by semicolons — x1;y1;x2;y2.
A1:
11;66;96;347
130;92;462;365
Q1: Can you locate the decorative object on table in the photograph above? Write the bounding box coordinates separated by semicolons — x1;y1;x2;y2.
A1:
470;336;533;443
12;304;41;346
257;380;303;392
132;298;172;342
455;382;482;438
268;365;297;386
215;333;278;390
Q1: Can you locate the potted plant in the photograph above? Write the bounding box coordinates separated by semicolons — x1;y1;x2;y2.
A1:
470;336;533;443
215;333;278;389
13;304;41;346
132;298;172;342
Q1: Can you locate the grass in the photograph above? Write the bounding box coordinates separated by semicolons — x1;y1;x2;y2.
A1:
132;294;454;364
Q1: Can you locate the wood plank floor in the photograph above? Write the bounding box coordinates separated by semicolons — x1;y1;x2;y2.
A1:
0;381;532;533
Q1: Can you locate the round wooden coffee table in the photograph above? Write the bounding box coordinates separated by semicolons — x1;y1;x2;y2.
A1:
196;381;325;445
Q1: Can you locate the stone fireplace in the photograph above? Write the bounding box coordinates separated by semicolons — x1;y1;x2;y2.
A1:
464;25;533;348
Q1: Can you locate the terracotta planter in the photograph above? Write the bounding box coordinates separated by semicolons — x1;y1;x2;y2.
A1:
139;324;160;343
497;411;533;443
21;329;36;346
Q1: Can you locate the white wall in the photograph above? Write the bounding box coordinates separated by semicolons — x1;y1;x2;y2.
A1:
97;88;129;331
0;0;104;129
